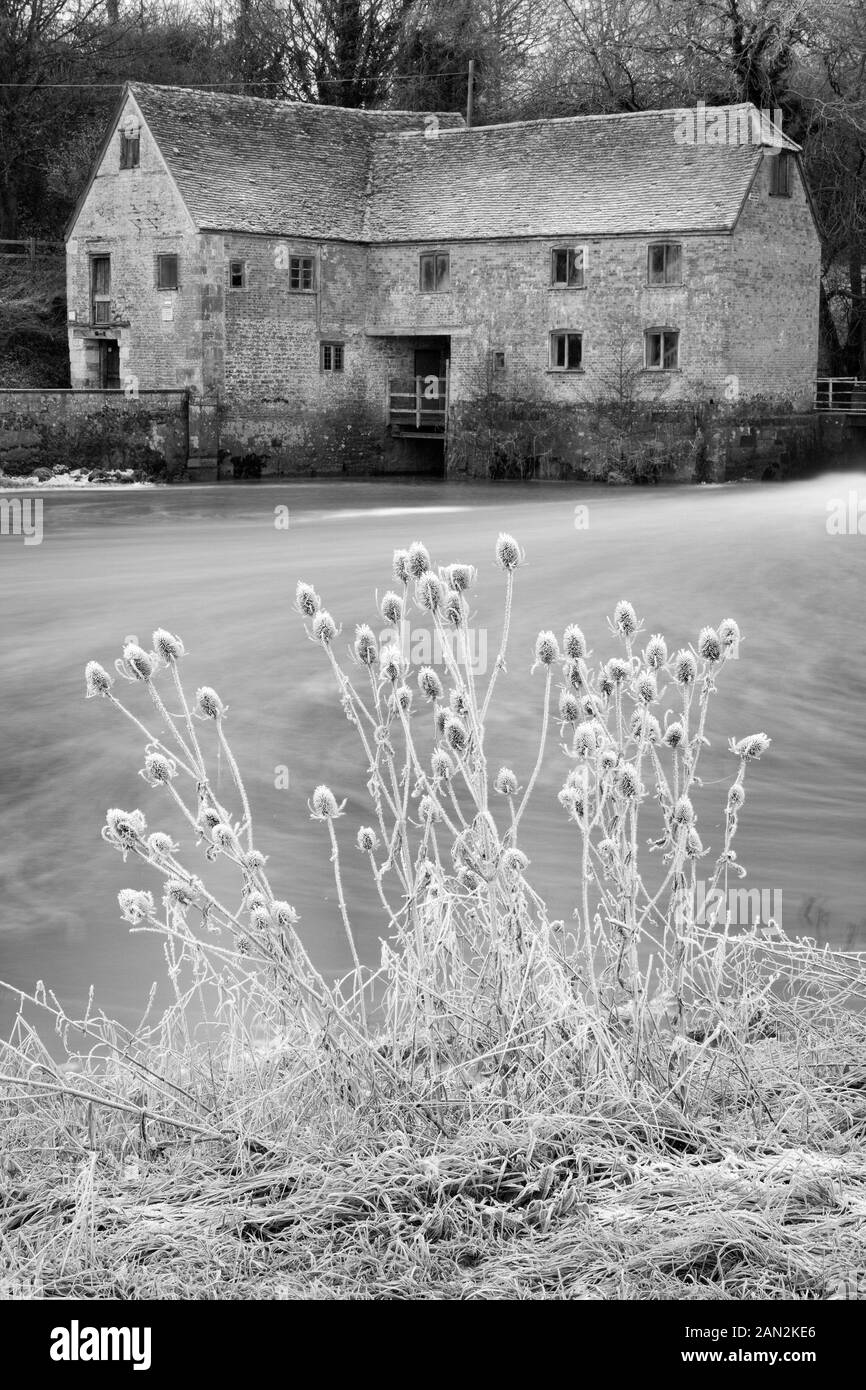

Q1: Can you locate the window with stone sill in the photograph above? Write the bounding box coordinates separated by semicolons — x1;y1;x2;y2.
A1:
645;328;679;370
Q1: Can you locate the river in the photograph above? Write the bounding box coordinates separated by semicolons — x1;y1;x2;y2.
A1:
1;470;864;1037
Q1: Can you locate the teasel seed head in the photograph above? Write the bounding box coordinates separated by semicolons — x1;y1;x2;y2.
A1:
245;849;266;871
147;831;177;857
104;808;147;846
662;720;685;750
727;783;746;810
636;670;657;704
449;687;470;717
197;807;221;833
353;624;378;667
392;683;412;713
211;822;239;852
494;766;518;796
392;549;411;584
380;590;404;625
599;747;618;775
434;705;448;738
613;600;639;638
573;719;606;758
563;658;584;692
431;749;453;782
195;686;224;719
418;794;441;824
448;563;475;592
495;532;523;571
563;624;587;660
605;657;630;685
731;732;771;761
673;649;698;686
500;847;529;877
309;785;341;819
271;900;299;928
165;878;195;909
122;642;154;681
416;573;445;612
85;660;113;698
444;714;468;753
407;541;431;578
616;763;641;799
418;666;443;702
559;689;581;723
599;673;614;699
685;828;704;858
443;588;463;626
719;618;741;656
644;634;668;669
141;750;176;785
312;609;337;644
357;826;379;852
534;630;560;666
698;626;722;663
152;628;184;662
672;794;695;826
250;906;271;932
379;643;402;683
117;888;154;925
295;581;321;616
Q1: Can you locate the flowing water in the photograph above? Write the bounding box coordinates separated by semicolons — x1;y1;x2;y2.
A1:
1;468;865;1037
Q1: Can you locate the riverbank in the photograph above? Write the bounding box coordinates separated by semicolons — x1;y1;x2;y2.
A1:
4;991;865;1300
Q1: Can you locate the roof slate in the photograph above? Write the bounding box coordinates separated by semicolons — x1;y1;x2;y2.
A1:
362;107;799;241
128;83;464;240
128;85;798;242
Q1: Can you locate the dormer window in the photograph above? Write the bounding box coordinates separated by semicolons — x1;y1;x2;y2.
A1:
120;131;140;169
770;149;791;197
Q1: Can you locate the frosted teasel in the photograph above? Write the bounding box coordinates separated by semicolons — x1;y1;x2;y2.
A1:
70;534;785;1146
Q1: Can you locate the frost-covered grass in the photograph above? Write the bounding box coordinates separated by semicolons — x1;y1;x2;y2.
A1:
2;533;864;1300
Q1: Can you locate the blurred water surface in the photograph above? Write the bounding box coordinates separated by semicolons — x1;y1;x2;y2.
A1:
1;470;864;1035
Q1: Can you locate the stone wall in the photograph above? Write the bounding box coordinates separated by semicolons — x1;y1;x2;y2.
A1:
0;389;188;477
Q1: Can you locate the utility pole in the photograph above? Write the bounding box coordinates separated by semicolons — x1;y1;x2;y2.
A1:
466;59;475;128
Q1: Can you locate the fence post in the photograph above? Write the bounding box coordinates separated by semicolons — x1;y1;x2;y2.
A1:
415;376;422;430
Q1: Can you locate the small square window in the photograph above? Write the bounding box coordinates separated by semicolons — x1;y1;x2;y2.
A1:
770;150;791;197
290;256;315;291
157;254;179;290
647;243;682;286
120;132;140;169
229;260;246;289
321;341;344;372
551;247;585;288
420;252;450;292
645;329;679;370
549;331;583;371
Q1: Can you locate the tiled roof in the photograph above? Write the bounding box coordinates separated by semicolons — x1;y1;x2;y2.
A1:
129;86;799;242
362;106;800;241
128;83;465;239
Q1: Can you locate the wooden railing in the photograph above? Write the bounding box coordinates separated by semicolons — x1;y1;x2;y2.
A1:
387;373;449;436
815;378;866;412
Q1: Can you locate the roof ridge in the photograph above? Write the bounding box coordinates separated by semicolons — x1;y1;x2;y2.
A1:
126;81;462;122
